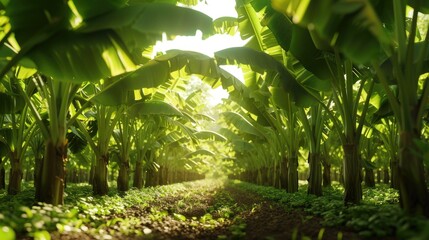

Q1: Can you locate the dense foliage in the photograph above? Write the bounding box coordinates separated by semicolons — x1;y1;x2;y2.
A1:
0;0;429;239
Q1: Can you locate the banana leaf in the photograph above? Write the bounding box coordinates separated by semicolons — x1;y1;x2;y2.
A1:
194;131;227;141
128;100;183;118
0;92;25;114
222;111;264;138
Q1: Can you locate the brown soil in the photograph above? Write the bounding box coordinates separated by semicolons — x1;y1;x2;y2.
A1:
225;186;360;240
50;183;375;240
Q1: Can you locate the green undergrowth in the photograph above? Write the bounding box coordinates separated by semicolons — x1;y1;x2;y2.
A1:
229;180;429;239
0;179;229;239
2;179;429;240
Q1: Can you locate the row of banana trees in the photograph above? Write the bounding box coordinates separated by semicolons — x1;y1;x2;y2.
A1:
0;0;428;219
217;0;429;217
0;0;234;205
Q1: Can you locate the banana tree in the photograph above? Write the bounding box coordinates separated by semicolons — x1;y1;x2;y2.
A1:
113;100;184;191
373;117;400;189
270;0;429;215
297;103;326;196
360;126;379;188
230;0;384;204
0;79;36;195
1;0;213;204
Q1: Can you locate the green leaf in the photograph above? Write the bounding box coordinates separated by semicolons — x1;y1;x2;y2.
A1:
222;111;263;138
215;47;282;74
73;0;127;20
213;17;238;35
67;126;88;154
28;30;136;83
289;25;332;80
335;16;382;64
0;92;25;114
173;213;187;221
231;139;254;153
215;47;317;107
128;100;183;118
235;0;284;60
157;50;220;79
270;86;291;110
79;3;213;37
0;226;15;240
265;11;293;51
92;50;223;106
331;1;364;14
6;0;72;44
408;0;429;14
183;149;215;158
194;131;227;141
33;230;51;240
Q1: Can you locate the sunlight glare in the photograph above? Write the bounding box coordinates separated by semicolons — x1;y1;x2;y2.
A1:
152;0;246;107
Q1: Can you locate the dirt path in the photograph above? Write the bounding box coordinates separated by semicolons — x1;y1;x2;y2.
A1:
224;185;360;240
53;181;364;240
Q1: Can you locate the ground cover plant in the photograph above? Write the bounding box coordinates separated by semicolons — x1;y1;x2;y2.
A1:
1;179;429;239
1;0;429;239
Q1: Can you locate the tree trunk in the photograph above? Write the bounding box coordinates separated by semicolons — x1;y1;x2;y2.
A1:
280;157;288;189
390;157;399;189
117;159;129;192
145;167;156;187
342;143;362;204
339;166;344;185
364;168;375;188
383;167;390;184
93;154;109;195
274;163;281;188
287;155;298;193
36;140;67;205
0;157;6;190
377;169;381;183
133;160;144;189
398;131;429;216
261;167;269;186
322;162;331;187
88;164;95;185
307;152;322;196
34;156;43;200
7;154;22;195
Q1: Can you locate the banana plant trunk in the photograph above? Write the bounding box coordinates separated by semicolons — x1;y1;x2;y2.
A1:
36;140;67;205
383;167;390;184
0;158;5;189
261;167;269;186
7;153;22;195
364;168;375;187
307;152;322;196
376;169;381;183
93;154;109;195
398;131;429;216
390;157;399;189
342;143;362;204
133;159;144;189
322;161;331;187
274;164;281;188
280;157;288;189
145;167;156;187
88;164;95;185
117;159;129;192
34;156;43;197
287;154;298;193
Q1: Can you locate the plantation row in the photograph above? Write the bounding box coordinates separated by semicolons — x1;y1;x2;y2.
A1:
0;1;428;236
1;179;429;239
